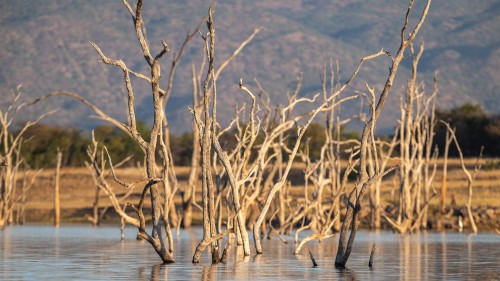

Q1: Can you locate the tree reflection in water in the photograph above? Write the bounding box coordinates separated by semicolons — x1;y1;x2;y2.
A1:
201;265;216;281
336;267;359;281
2;226;499;280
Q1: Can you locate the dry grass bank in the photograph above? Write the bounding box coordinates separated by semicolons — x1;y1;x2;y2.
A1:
16;158;500;229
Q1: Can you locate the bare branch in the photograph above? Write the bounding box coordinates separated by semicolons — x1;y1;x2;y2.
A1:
30;91;148;149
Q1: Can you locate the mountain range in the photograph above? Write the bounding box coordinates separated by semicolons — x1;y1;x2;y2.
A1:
1;0;499;134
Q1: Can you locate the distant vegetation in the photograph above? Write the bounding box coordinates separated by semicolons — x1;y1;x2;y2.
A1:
16;121;357;168
15;103;499;169
435;103;500;157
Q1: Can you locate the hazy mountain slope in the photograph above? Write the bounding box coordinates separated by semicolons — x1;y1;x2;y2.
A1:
0;0;498;133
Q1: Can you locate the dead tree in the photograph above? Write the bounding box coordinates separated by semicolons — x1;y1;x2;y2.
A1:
368;244;376;267
440;121;453;214
252;53;367;254
182;23;260;230
359;82;400;230
85;147;134;226
54;147;62;227
188;6;262;260
321;57;357;232
256;48;388;257
421;73;439;227
381;42;438;233
16;168;37;225
159;17;207;229
85;134;143;226
189;10;347;256
33;0;207;263
243;44;390;256
441;122;481;233
91;0;175;263
193;12;261;263
191;7;257;263
0;88;52;229
192;8;223;263
367;134;399;229
335;0;432;268
312;58;375;235
231;80;280;236
181;64;203;228
87;166;102;227
293;72;360;254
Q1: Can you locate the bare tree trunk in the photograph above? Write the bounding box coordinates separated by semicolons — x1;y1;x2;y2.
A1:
91;184;100;226
183;65;201;228
54;148;62;227
333;117;342;231
19;173;27;225
381;42;439;233
335;0;432;267
440;130;452;214
160;125;180;229
31;0;212;264
441;122;481;233
0;88;53;229
422;73;438;228
367;142;376;229
374;181;381;229
193;7;221;264
191;7;260;261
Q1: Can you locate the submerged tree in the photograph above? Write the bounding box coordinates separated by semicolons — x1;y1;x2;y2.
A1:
35;0;206;263
191;6;262;263
334;0;432;268
382;43;439;233
0;88;51;228
441;121;482;233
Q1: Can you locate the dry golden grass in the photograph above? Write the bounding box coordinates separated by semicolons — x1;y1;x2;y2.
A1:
16;158;500;225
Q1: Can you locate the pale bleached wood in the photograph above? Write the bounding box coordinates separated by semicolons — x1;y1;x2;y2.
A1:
0;89;54;229
335;0;432;268
441;121;481;233
35;0;186;263
54;148;62;227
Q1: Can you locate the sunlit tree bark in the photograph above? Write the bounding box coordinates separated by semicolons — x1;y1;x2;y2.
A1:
335;0;432;267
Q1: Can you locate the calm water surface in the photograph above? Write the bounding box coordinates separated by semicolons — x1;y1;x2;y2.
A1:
1;225;499;280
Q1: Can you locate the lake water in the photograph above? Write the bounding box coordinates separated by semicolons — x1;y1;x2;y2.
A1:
1;225;499;280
